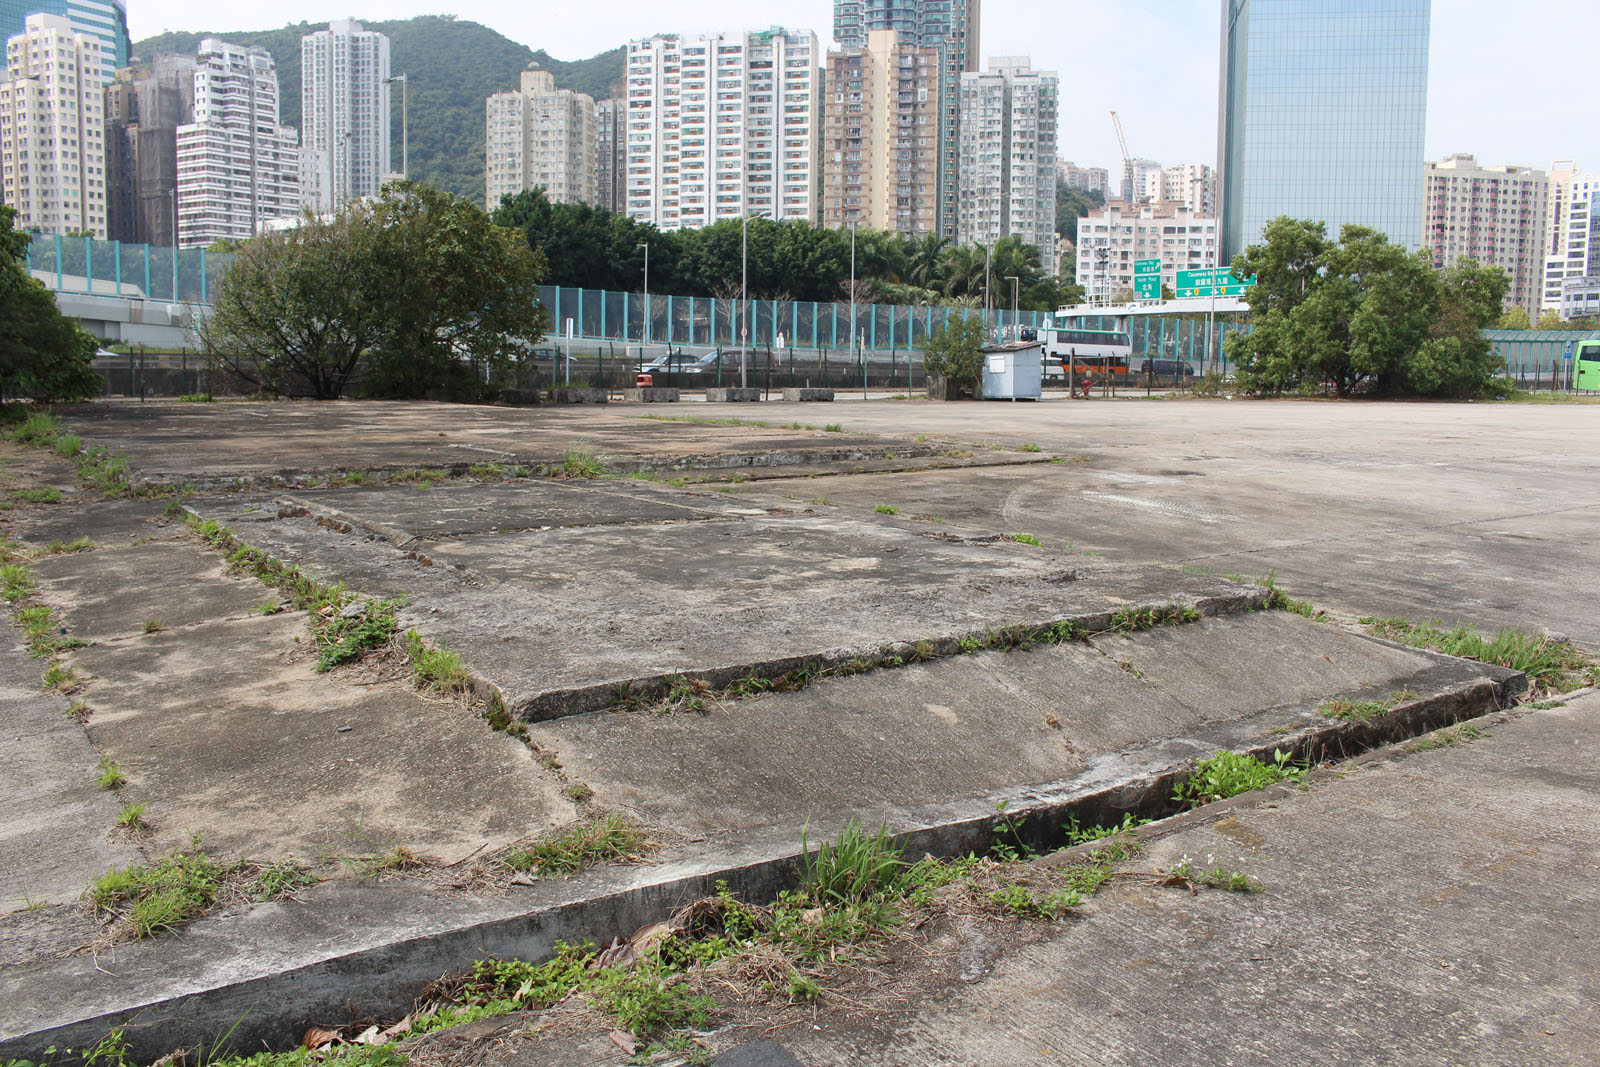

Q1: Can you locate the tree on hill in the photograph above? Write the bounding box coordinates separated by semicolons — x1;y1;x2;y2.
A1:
133;17;623;204
0;206;101;402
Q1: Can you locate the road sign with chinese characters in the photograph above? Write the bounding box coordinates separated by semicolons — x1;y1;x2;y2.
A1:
1175;268;1256;298
1133;258;1161;300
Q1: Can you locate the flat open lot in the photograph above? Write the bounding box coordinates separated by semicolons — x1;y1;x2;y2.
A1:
0;395;1594;1064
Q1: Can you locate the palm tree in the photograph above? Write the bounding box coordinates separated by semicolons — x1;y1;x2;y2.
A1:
905;233;951;290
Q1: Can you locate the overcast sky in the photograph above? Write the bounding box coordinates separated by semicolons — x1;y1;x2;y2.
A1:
130;0;1596;177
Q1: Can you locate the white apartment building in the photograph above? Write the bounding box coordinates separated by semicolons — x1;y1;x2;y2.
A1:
956;57;1057;272
485;65;596;210
1541;161;1600;314
300;20;389;212
0;14;106;237
174;39;300;247
624;28;819;231
1422;153;1547;316
1161;162;1215;217
1057;160;1107;195
1076;202;1217;304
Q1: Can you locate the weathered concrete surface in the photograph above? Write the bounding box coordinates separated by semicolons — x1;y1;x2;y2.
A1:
528;611;1443;834
190;487;1268;719
11;507;573;866
718;694;1600;1067
619;387;680;403
756;397;1600;647
0;637;142;913
783;388;835;402
707;388;762;403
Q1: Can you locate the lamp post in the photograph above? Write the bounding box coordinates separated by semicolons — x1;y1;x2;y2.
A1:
983;239;993;338
849;218;858;386
740;209;769;388
638;242;649;346
169;182;179;298
385;74;408;178
1005;275;1019;337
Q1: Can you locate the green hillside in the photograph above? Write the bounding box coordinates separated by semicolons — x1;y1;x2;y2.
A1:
133;16;624;204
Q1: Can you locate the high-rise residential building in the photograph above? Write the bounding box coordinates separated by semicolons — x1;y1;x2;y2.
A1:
1217;0;1430;263
1161;163;1216;217
0;0;128;84
105;55;194;245
1540;161;1600;314
1076;203;1217;304
1422;153;1547;316
0;14;106;236
174;39;300;247
300;20;390;212
1122;157;1162;204
624;28;819;232
594;97;625;214
1057;160;1108;196
485;65;596;210
820;29;941;235
956;56;1057;272
834;0;979;237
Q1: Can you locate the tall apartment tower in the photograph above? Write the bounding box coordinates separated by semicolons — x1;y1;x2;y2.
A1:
300;20;390;212
1217;0;1430;263
1422;153;1547;316
594;97;625;214
0;14;107;236
624;29;819;231
0;0;129;84
1057;161;1108;196
956;57;1057;272
820;29;941;235
485;65;596;210
834;0;979;237
174;39;300;247
1161;163;1216;217
105;54;195;245
1541;162;1600;314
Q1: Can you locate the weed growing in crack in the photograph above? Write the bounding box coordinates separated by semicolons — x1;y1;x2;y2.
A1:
115;801;148;832
873;504;899;515
40;536;93;554
1002;532;1042;546
316;600;400;671
502;813;646;878
556;448;605;479
401;630;470;693
10;487;62;504
142;619;164;634
989;801;1034;862
41;661;79;693
1062;812;1150;847
1360;615;1596;693
96;757;126;791
1406;722;1486;752
89;842;316;941
1172;749;1304;808
1258;570;1319;618
1;563;36;601
1165;856;1264;892
1316;697;1390;725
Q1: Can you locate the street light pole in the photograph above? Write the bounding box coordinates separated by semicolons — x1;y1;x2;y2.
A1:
170;182;179;297
740;210;769;389
1005;275;1019;337
637;242;650;347
849;218;858;385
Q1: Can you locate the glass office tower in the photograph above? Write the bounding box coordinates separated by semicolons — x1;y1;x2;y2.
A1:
1217;0;1430;264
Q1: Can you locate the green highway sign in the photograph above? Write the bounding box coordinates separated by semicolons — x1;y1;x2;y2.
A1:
1133;258;1161;299
1175;268;1256;299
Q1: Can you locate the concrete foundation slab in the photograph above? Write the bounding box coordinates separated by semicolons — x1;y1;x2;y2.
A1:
706;388;761;403
782;388;834;402
619;388;680;403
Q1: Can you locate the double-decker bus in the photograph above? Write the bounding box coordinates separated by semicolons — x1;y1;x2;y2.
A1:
1043;322;1133;381
1577;339;1600;391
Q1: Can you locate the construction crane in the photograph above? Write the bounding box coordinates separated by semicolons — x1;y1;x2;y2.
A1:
1110;110;1135;204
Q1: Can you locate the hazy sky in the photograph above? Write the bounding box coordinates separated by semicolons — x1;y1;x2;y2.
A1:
129;0;1596;176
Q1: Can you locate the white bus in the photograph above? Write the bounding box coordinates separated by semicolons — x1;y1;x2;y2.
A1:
1043;322;1133;381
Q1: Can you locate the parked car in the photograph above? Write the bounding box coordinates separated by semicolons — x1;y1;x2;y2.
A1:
1139;358;1195;378
641;351;722;377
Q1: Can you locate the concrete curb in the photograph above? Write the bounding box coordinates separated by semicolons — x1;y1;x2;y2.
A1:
0;656;1519;1064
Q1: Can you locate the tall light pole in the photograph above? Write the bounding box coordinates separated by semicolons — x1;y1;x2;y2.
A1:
983;240;993;338
1005;275;1019;335
849;218;858;373
385;73;408;178
170;182;179;298
638;242;650;346
740;209;769;388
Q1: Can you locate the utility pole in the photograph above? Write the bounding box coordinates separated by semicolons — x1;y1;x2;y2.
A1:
740;210;769;388
638;242;650;346
385;74;408;178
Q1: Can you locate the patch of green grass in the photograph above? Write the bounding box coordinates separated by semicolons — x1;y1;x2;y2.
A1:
251;598;282;616
808;497;836;507
9;487;60;504
42;661;79;693
986;882;1083;918
873;504;899;515
65;699;90;721
1167;856;1264;892
9;411;60;446
1062;812;1149;847
565;782;595;802
39;536;93;554
1172;749;1304;808
88;843;315;942
1258;570;1318;617
1002;532;1041;546
824;423;843;433
115;801;148;831
1360;615;1596;693
316;600;400;671
401;629;470;693
910;513;945;524
142;619;164;634
1406;722;1486;752
176;393;213;403
1;563;36;602
96;756;126;791
53;434;83;457
1316;697;1390;725
1108;603;1200;632
557;448;605;478
1018;443;1043;452
502;813;646;878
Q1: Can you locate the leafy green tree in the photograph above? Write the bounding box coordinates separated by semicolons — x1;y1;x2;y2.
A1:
362;181;548;398
1228;217;1511;398
1496;306;1530;330
920;314;987;387
0;205;101;402
1054;186;1103;244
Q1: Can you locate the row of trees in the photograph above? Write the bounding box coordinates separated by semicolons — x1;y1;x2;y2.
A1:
1;205;101;402
489;189;1082;312
203;182;547;399
1228;217;1511;397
